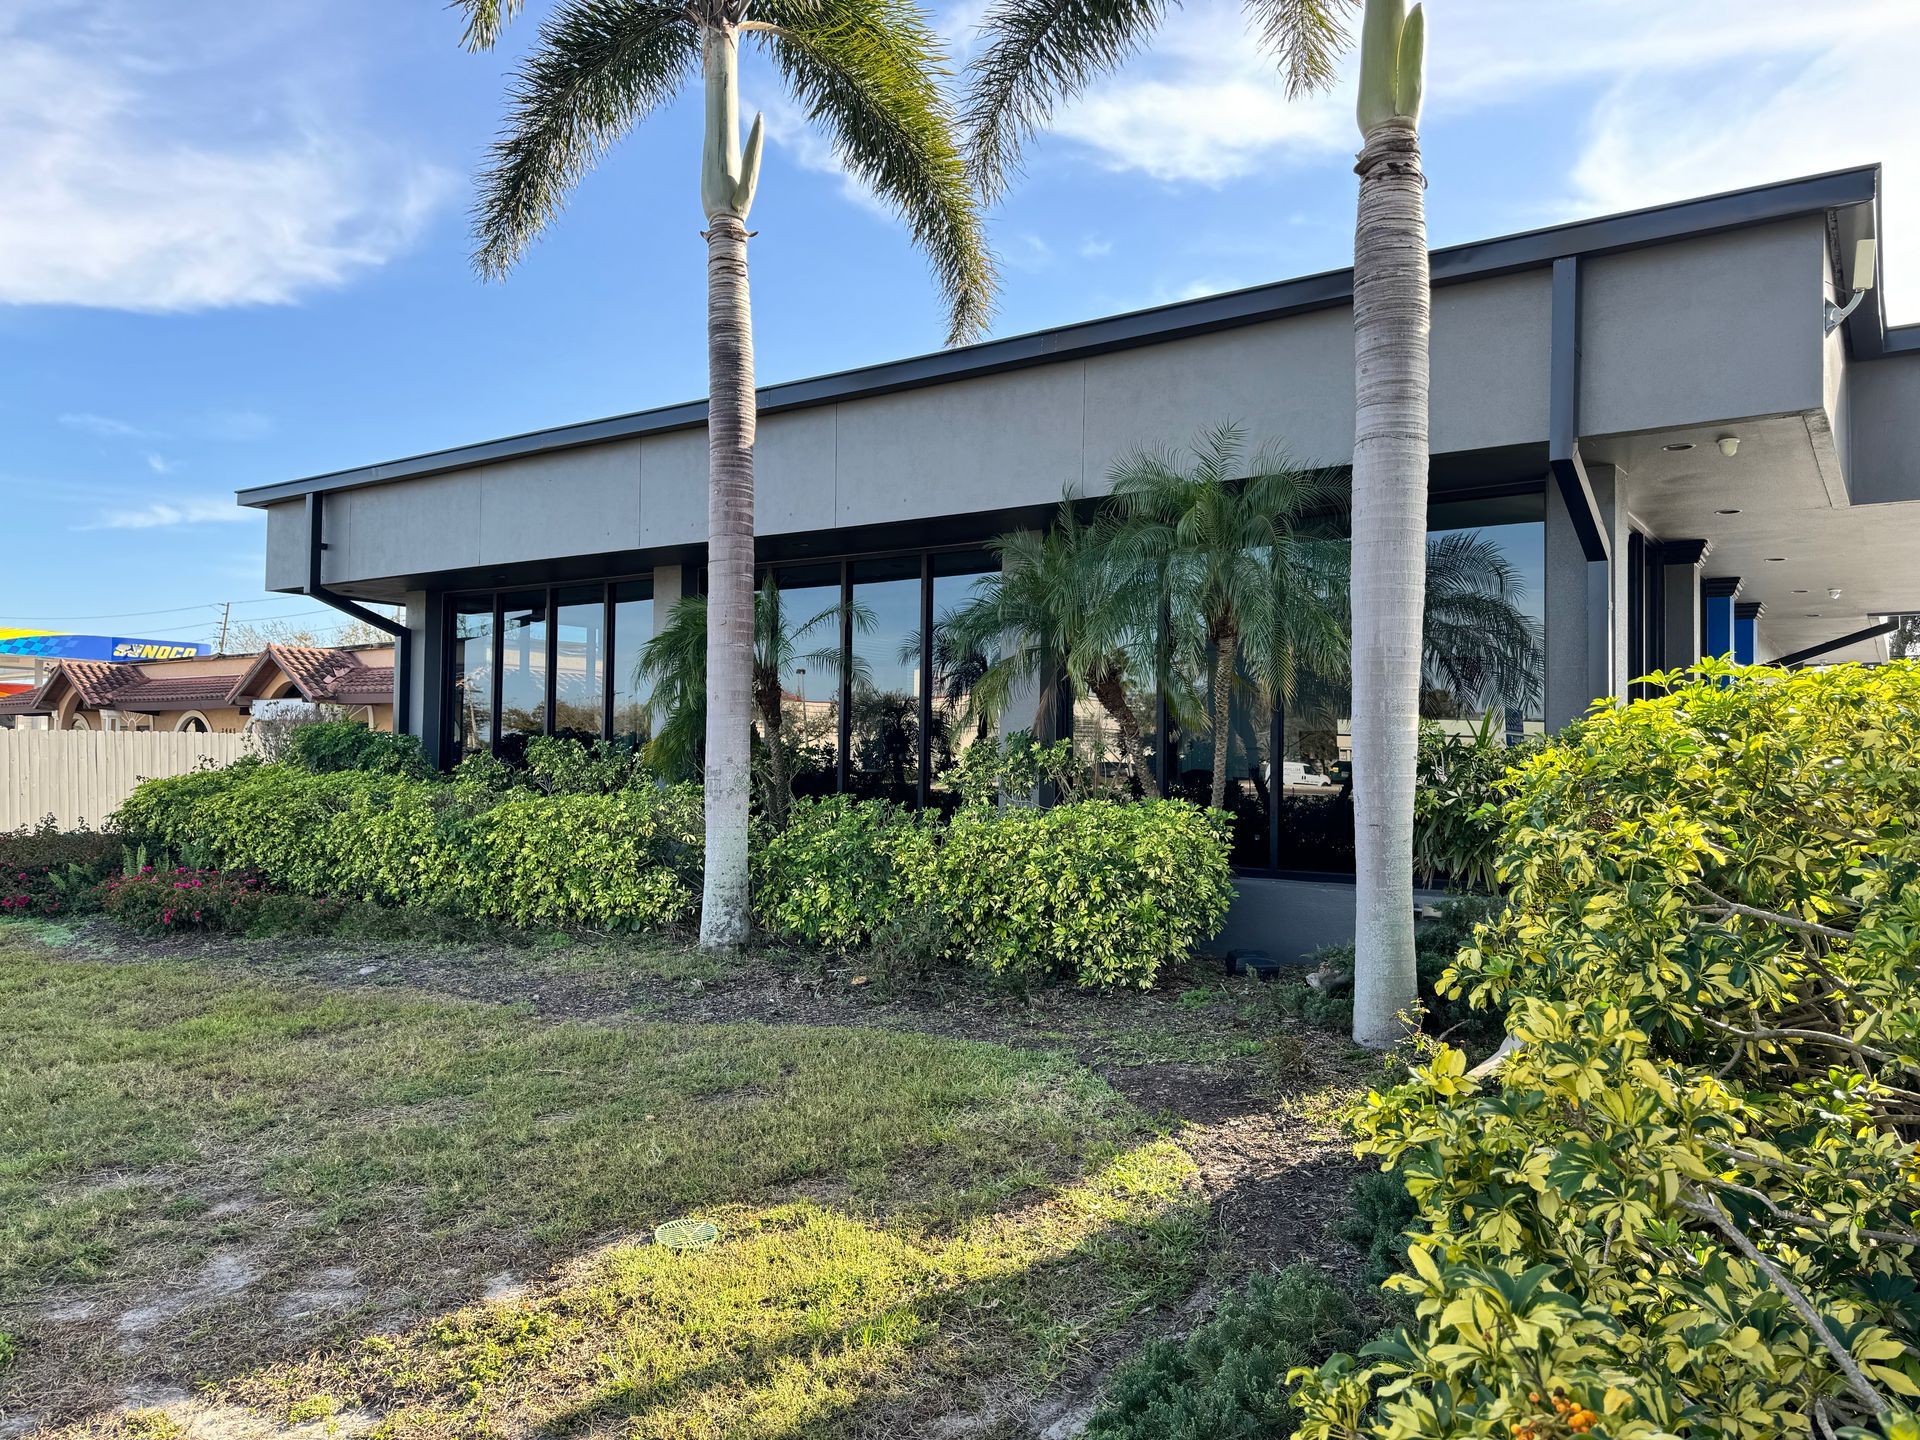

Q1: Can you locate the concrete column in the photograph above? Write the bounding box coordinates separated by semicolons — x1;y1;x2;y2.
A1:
1735;600;1763;665
402;589;431;741
652;565;684;635
1703;577;1742;659
1658;540;1709;669
1545;462;1626;731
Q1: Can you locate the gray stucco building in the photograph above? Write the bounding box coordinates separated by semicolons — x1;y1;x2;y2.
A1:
239;165;1920;953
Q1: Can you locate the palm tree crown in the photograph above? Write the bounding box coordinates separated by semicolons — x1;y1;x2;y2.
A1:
458;0;995;342
963;0;1353;197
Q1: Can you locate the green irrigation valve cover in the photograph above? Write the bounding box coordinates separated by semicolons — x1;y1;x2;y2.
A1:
654;1218;720;1251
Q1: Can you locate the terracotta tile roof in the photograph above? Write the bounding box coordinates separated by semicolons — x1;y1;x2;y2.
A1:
112;674;255;713
0;645;393;721
325;666;393;701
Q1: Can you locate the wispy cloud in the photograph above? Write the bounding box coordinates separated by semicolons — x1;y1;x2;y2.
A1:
82;497;257;531
0;7;455;312
145;453;179;475
59;411;154;440
1079;236;1114;260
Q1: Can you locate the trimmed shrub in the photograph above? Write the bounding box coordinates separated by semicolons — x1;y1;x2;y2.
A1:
927;799;1233;988
752;796;1234;989
466;785;703;928
751;797;937;953
113;761;703;932
1294;660;1920;1438
1087;1266;1371;1439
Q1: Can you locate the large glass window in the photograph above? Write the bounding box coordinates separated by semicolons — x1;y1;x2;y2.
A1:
770;564;843;799
552;586;606;741
611;580;654;743
497;592;548;758
450;598;494;758
849;557;922;803
927;552;996;810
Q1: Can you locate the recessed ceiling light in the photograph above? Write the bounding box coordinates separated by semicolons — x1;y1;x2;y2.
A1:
1663;442;1695;452
1715;508;1740;515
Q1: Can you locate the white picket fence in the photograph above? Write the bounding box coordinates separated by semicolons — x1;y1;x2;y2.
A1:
0;730;256;833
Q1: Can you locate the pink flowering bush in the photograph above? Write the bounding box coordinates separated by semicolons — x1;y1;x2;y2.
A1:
99;866;345;935
0;821;121;918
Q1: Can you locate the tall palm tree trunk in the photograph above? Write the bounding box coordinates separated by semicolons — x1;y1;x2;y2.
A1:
699;25;761;949
1349;114;1429;1047
1209;631;1237;811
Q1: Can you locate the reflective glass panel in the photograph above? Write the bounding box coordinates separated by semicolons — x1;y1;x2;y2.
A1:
450;598;494;758
552;585;606;741
849;556;923;803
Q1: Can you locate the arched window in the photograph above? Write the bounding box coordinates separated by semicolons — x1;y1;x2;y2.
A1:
175;712;211;733
67;714;89;730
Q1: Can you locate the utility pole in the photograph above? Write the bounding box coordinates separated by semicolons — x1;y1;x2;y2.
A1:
216;601;232;656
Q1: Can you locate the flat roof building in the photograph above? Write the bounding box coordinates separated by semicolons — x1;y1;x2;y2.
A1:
238;165;1920;952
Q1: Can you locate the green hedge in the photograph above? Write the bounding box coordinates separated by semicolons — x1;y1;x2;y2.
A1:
118;744;1233;976
115;762;702;932
755;795;1233;988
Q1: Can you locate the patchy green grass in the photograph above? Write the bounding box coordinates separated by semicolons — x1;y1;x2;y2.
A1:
0;941;1209;1434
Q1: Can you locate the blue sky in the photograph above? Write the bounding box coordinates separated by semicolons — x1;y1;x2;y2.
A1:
4;0;1916;649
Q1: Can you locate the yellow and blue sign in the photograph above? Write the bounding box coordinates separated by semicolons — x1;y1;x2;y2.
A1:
0;630;210;662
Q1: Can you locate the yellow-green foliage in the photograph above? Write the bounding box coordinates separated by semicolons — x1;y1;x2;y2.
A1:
1294;660;1920;1439
466;788;702;927
754;797;1234;988
930;800;1233;989
114;763;702;931
751;796;938;952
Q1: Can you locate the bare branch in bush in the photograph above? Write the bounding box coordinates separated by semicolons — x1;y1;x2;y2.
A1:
1681;1188;1890;1418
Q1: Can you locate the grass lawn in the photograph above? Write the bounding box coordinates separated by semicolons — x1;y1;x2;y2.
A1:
0;922;1367;1439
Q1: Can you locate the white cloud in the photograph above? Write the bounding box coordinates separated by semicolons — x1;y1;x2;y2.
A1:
753;92;896;221
59;411;153;439
1044;0;1349;184
0;8;454;311
1012;0;1920;316
144;453;179;475
1080;236;1114;259
84;497;257;531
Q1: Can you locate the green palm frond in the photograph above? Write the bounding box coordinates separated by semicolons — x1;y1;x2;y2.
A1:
1241;0;1356;97
962;0;1173;200
755;0;997;343
451;0;527;51
472;0;700;279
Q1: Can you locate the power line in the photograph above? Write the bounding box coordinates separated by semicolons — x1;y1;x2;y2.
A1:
3;597;287;623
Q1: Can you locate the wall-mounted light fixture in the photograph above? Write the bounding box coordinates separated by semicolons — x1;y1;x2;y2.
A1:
1825;237;1878;335
1717;436;1741;458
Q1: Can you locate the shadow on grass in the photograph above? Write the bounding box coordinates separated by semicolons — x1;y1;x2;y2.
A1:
74;1140;1209;1440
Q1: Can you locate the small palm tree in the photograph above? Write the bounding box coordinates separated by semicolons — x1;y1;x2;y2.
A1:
457;0;995;950
638;581;866;828
1107;425;1348;812
943;494;1162;797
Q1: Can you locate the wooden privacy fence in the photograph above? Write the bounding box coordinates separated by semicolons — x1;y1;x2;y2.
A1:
0;730;256;833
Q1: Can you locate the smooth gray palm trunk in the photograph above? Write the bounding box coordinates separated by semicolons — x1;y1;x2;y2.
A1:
1349;119;1428;1048
699;27;757;949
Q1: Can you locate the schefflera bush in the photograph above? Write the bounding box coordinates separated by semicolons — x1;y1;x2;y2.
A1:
755;794;1232;988
1293;659;1920;1440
